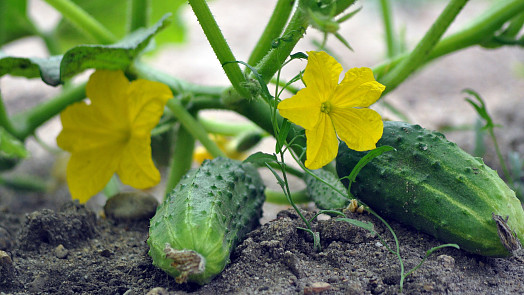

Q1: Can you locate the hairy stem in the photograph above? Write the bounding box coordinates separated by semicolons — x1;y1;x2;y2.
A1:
378;0;469;95
247;0;295;67
187;0;250;98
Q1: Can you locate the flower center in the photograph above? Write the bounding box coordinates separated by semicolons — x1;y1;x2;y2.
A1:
320;101;332;114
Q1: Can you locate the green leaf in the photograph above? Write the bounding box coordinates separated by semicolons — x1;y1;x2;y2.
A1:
243;152;277;166
336;217;376;234
54;0;187;52
0;127;28;171
340;145;395;192
0;14;170;86
0;0;35;46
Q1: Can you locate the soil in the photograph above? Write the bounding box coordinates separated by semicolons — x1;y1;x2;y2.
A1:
0;199;523;295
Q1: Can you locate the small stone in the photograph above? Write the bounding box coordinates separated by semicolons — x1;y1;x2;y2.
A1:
423;283;435;291
437;254;455;269
304;282;332;294
0;250;19;287
104;192;158;221
146;287;169;295
54;244;69;259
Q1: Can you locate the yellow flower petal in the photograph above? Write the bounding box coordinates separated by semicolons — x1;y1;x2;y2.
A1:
330;107;383;151
331;67;385;108
127;79;173;136
303;51;342;102
304;114;339;169
86;70;129;125
66;144;124;203
117;136;160;189
277;87;321;130
57;101;128;153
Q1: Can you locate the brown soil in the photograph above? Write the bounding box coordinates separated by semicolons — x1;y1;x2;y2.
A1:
1;198;523;295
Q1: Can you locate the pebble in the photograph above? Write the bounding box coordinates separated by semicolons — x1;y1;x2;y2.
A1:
437;254;455;269
0;250;17;286
0;226;13;251
54;244;69;259
303;282;332;294
104;192;158;221
146;287;169;295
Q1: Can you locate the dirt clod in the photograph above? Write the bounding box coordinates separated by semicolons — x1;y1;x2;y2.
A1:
17;201;96;251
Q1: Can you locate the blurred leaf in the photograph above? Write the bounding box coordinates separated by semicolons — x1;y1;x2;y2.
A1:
54;0;186;52
0;127;29;171
243;152;277;166
0;0;35;46
0;14;170;86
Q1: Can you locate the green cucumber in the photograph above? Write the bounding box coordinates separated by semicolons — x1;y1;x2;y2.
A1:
147;157;266;284
304;169;350;211
336;121;524;257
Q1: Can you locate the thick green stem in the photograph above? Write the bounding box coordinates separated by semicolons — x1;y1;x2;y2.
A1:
378;0;469;95
255;0;355;82
247;0;295;67
166;99;225;158
379;0;397;58
165;125;195;196
187;0;250;98
374;0;524;90
129;0;150;32
43;0;117;44
11;83;86;139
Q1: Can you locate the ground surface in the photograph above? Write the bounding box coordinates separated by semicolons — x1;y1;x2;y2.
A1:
1;0;524;294
1;203;524;295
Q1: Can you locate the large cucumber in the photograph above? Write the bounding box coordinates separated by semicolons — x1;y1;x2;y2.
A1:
147;157;266;284
336;121;524;257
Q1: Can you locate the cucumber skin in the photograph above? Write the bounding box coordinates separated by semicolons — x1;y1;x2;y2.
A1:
336;121;524;257
305;169;350;211
147;157;266;284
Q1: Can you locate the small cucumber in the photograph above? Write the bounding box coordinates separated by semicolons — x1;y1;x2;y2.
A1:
336;121;524;257
304;169;350;211
147;157;266;284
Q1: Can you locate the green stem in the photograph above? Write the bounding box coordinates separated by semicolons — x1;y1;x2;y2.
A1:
129;0;150;32
379;0;397;58
199;117;262;136
378;0;469;95
187;0;250;98
11;83;86;140
166;99;225;158
374;0;524;88
165;125;195;196
43;0;117;44
247;0;295;67
0;92;17;137
0;175;49;192
255;0;356;82
265;188;310;205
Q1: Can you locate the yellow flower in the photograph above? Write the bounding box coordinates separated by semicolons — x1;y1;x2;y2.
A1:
57;70;173;203
277;51;385;170
193;135;245;164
